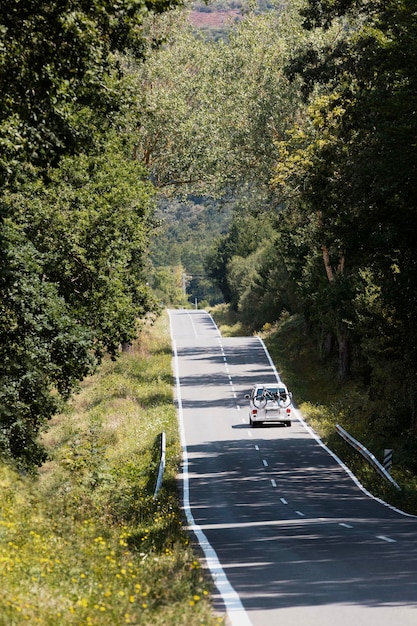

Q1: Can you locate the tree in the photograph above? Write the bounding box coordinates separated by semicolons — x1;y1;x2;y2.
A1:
0;0;182;188
274;0;417;425
127;1;305;197
1;137;158;466
0;0;181;466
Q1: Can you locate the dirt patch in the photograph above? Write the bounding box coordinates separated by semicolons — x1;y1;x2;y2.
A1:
188;9;242;28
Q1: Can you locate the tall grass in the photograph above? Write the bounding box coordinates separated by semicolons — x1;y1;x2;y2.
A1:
0;313;224;626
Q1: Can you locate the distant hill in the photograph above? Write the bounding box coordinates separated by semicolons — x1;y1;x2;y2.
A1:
188;8;242;30
187;0;247;39
187;0;277;39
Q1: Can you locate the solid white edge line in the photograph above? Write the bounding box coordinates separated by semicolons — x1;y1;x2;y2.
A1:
293;407;417;519
169;314;252;626
256;336;281;382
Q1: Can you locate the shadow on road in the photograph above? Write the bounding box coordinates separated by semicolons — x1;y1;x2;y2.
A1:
184;437;417;612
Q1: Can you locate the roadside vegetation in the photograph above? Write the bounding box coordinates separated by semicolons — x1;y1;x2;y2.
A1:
2;1;417;619
211;304;417;518
0;313;223;626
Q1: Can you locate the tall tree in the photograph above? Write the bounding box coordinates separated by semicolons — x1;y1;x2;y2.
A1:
0;0;180;187
274;0;417;427
0;0;181;466
127;1;305;197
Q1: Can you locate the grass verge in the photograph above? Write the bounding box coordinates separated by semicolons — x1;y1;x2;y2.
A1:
0;312;224;626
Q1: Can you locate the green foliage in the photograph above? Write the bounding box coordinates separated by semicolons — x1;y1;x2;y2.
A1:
151;265;190;307
131;2;304;197
273;0;417;425
150;196;229;305
1;1;182;465
202;0;417;458
206;208;300;329
1;138;158;467
0;0;182;187
206;210;269;304
0;221;95;466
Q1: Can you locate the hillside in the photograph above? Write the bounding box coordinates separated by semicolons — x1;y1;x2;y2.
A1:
187;0;277;38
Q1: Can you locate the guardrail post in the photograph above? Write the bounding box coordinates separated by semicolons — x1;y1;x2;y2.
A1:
383;449;393;474
153;432;166;499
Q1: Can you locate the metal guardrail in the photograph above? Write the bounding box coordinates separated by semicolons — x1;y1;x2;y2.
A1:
153;432;166;499
336;424;401;491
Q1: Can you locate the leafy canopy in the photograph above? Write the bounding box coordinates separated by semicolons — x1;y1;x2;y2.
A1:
0;0;181;467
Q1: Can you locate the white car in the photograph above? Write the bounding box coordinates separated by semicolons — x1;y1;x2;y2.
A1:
245;383;292;427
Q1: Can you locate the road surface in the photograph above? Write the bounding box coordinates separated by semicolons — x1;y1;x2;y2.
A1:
169;309;417;626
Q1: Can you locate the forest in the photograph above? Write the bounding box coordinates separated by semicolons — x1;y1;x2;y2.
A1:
1;0;417;470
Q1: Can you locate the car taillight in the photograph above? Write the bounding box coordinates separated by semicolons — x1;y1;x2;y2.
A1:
252;409;257;415
286;408;291;414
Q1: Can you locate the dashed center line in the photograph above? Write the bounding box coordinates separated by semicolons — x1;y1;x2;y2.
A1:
339;523;353;529
377;535;396;543
262;459;268;467
296;510;305;517
280;498;288;505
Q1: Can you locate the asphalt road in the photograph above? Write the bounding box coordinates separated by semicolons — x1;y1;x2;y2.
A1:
168;309;417;626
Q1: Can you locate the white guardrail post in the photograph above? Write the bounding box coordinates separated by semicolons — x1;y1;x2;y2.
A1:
335;424;400;491
153;432;166;499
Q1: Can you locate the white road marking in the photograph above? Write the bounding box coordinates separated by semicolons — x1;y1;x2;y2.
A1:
262;459;268;467
170;330;252;626
296;510;305;517
377;535;396;543
280;498;288;505
187;312;199;339
339;523;353;529
271;479;277;487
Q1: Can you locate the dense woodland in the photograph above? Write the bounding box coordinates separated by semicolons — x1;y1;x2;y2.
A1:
1;0;417;468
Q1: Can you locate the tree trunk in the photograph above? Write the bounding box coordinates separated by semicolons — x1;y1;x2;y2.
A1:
337;326;350;382
323;332;334;359
322;245;334;282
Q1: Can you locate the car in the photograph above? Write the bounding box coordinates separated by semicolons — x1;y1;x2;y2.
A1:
245;383;292;427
